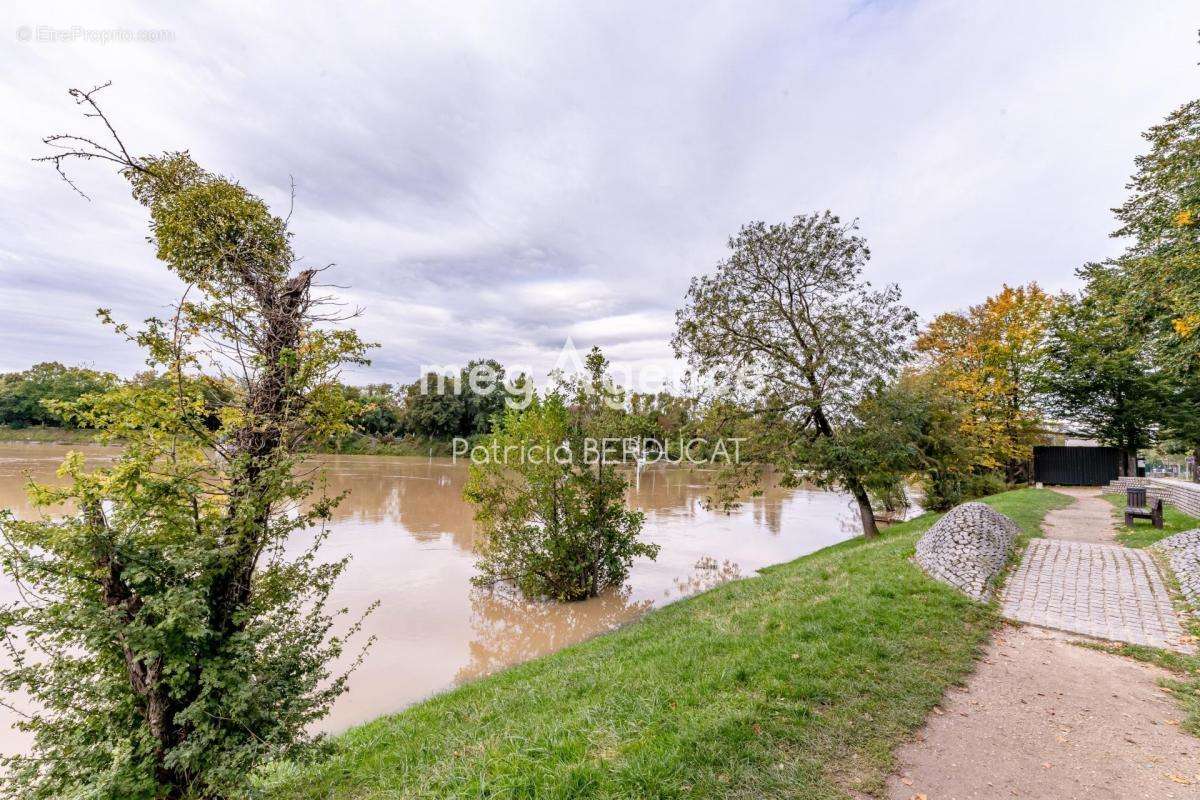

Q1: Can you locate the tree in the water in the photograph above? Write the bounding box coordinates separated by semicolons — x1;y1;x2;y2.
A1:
672;212;917;537
465;349;658;600
0;85;372;800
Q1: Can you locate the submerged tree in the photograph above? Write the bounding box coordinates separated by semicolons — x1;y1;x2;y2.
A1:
672;213;917;537
465;350;658;601
0;85;372;800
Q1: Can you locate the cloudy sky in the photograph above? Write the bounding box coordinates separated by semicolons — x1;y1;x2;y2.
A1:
1;1;1196;388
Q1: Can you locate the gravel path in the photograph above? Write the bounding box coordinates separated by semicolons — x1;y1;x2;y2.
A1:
1040;486;1120;543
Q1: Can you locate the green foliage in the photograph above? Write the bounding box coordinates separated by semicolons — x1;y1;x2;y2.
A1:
344;383;403;436
465;391;657;601
465;349;659;602
0;362;117;428
391;360;512;440
3;91;371;800
1099;494;1200;548
1042;265;1164;470
1108;95;1200;455
264;488;1067;799
672;212;918;536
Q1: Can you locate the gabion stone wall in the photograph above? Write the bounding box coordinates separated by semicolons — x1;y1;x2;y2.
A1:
1155;529;1200;612
914;502;1022;601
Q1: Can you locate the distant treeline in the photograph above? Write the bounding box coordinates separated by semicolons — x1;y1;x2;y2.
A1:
0;362;118;428
0;358;699;453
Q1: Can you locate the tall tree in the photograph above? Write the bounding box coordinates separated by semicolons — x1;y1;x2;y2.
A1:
1042;264;1164;475
916;283;1056;479
672;212;917;538
1;86;371;800
1110;94;1200;468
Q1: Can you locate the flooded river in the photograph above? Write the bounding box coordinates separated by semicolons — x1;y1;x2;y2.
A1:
0;442;864;752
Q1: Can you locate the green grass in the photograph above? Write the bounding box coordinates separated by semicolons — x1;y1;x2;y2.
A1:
1099;493;1200;548
264;487;1068;800
991;486;1073;542
1088;494;1200;732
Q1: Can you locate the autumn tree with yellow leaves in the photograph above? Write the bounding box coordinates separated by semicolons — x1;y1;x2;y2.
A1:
915;283;1056;481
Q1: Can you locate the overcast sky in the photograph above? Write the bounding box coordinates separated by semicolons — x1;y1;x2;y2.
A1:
1;1;1197;387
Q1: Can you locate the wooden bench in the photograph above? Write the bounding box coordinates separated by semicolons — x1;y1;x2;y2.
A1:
1125;486;1164;529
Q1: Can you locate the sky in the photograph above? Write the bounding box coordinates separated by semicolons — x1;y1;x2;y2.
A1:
1;1;1197;389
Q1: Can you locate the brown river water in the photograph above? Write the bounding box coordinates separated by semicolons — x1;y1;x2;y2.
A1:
0;442;864;754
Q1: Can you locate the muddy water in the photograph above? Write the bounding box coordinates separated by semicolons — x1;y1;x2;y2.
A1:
0;443;863;752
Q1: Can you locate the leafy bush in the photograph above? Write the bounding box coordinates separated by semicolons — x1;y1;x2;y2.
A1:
464;392;659;601
921;470;1008;511
1;89;371;800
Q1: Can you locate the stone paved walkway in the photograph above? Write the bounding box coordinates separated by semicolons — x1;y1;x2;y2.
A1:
1001;503;1192;651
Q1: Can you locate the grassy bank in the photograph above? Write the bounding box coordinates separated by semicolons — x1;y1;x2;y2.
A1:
1099;493;1200;548
265;488;1068;799
0;425;100;444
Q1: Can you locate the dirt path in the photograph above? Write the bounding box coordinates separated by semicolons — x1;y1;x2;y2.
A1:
885;488;1200;799
1040;487;1119;543
885;625;1200;799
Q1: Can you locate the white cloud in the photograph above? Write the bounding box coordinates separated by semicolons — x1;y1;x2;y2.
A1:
0;0;1196;383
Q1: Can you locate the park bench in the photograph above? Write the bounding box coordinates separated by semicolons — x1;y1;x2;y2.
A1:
1125;486;1164;529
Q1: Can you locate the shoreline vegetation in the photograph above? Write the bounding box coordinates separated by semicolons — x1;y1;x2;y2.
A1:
0;425;464;458
262;487;1070;799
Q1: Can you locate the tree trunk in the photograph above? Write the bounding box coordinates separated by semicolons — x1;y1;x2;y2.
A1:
847;476;879;539
808;403;879;538
1124;447;1138;479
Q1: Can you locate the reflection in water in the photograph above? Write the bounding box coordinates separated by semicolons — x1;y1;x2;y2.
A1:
0;444;866;754
457;587;653;684
674;556;744;596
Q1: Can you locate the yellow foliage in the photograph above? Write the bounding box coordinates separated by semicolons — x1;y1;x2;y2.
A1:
916;283;1056;468
1173;314;1200;338
1174;209;1195;227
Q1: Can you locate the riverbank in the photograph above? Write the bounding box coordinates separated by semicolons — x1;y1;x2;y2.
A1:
264;487;1070;799
0;426;462;458
0;425;100;444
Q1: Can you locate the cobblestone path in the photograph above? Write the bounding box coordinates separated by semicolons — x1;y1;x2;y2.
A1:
1002;534;1191;651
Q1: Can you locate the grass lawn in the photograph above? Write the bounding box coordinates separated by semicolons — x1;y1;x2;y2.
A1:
265;488;1070;800
1099;493;1200;548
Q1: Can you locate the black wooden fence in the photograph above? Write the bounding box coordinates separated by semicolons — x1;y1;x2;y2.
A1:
1032;446;1123;486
